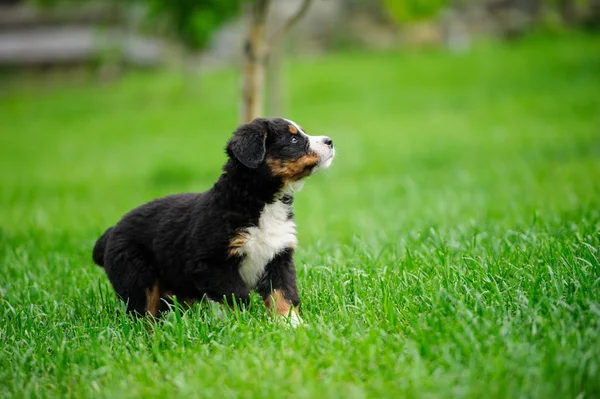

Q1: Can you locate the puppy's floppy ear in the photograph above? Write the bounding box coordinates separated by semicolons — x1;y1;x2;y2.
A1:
227;118;269;168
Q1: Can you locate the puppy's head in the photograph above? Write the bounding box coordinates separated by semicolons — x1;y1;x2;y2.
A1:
227;118;335;184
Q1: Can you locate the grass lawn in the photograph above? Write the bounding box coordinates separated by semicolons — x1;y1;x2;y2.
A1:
1;33;599;398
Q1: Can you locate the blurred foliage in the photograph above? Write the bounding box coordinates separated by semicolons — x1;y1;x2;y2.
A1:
383;0;447;22
376;0;599;28
135;0;247;50
29;0;248;50
28;0;65;5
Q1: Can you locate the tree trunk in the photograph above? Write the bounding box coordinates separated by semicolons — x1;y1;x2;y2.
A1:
585;0;600;27
559;0;577;25
267;43;284;117
241;0;313;123
241;0;270;123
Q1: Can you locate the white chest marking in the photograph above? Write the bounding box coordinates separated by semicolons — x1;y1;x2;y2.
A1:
238;200;297;287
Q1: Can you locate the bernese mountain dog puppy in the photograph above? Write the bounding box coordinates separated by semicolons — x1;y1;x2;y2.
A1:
92;117;334;326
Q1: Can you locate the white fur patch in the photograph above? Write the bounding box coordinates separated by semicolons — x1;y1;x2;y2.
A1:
287;310;303;327
308;135;335;173
238;200;297;287
283;180;306;196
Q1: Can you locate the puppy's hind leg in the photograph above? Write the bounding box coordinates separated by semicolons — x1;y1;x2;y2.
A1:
145;281;161;317
104;244;160;317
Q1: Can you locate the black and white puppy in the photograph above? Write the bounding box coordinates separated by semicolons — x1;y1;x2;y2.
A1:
92;117;334;326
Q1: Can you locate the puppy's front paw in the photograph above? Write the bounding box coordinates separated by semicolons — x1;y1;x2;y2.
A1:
288;311;303;328
276;310;303;328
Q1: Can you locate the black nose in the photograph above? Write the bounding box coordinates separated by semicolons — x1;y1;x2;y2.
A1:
323;137;333;148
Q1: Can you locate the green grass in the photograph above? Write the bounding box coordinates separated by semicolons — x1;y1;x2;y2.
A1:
1;33;600;398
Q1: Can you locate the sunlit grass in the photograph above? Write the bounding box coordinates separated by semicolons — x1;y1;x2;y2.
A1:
1;33;599;398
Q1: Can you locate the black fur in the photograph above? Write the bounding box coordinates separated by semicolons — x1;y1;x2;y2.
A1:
227;118;268;168
92;117;326;316
92;227;113;266
256;249;300;306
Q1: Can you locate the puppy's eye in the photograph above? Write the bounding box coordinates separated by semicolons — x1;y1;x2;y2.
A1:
290;136;298;144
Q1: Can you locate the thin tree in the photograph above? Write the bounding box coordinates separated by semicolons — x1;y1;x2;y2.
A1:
241;0;312;122
34;0;313;122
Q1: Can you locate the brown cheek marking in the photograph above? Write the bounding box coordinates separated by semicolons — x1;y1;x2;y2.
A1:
264;289;299;318
288;124;298;134
228;231;249;258
146;281;161;317
266;152;319;183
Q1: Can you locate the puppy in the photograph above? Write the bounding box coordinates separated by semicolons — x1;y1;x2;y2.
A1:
92;117;334;326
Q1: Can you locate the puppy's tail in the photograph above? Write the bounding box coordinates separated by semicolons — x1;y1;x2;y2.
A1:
92;227;113;267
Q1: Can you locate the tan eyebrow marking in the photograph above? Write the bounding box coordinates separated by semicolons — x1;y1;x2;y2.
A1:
288;124;298;134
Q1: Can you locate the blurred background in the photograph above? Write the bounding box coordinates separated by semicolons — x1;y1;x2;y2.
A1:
2;3;600;397
1;0;599;71
0;0;598;241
